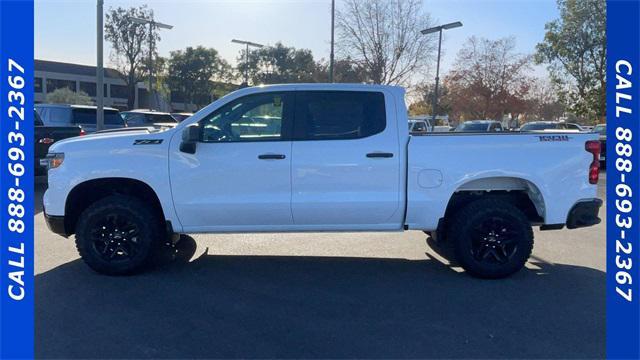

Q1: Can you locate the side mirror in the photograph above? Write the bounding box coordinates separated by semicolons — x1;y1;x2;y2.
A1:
180;124;200;154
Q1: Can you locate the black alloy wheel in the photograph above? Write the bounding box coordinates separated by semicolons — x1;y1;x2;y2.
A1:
448;198;534;279
75;195;162;275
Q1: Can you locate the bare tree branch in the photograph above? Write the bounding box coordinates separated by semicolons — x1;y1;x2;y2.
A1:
336;0;436;86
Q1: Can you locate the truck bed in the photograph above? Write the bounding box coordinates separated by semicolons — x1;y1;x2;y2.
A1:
405;132;599;230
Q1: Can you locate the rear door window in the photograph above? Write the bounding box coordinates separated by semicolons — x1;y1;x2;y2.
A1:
293;91;386;140
45;108;71;125
72;108;123;125
104;110;125;125
71;108;97;125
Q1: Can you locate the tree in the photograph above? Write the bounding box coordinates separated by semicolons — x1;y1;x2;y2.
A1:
46;88;93;105
524;78;566;121
535;0;606;122
407;82;452;116
146;55;171;107
105;5;159;109
314;57;368;83
336;0;436;86
444;36;532;121
407;101;429;117
237;42;320;85
167;46;231;108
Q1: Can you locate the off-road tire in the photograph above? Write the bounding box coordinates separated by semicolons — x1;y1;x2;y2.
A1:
75;195;162;275
448;198;534;279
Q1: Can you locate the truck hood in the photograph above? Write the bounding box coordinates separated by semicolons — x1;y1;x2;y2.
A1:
48;126;174;154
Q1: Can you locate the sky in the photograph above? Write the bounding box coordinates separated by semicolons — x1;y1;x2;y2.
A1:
35;0;560;79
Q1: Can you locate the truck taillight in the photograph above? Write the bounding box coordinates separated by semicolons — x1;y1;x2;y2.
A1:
79;128;86;136
585;140;600;184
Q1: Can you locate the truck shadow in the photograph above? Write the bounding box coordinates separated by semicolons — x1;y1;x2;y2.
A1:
35;235;604;359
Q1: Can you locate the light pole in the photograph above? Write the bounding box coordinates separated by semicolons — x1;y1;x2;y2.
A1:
232;39;264;86
421;21;462;126
128;16;173;110
96;0;104;130
329;0;335;83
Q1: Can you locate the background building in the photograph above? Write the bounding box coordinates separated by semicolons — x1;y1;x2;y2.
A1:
35;59;149;110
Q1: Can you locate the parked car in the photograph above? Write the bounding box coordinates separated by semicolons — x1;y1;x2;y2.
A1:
34;109;83;176
42;84;601;279
593;123;606;166
170;112;194;122
35;104;125;133
409;116;452;132
121;109;178;129
408;119;429;134
455;120;503;132
519;121;583;132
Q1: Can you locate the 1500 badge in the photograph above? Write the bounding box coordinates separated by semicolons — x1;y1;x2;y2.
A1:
133;139;163;145
536;135;571;142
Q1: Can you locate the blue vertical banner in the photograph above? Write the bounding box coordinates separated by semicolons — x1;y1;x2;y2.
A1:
607;0;640;359
0;0;35;359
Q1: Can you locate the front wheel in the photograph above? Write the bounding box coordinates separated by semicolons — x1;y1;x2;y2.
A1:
75;195;162;275
448;198;534;279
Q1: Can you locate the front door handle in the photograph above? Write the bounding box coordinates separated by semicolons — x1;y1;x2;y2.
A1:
258;154;286;160
366;152;394;158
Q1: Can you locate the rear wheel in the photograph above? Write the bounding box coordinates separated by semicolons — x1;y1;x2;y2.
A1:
75;195;162;275
448;198;534;279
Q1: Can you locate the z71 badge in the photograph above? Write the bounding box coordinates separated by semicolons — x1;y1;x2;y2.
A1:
536;135;571;142
133;139;163;145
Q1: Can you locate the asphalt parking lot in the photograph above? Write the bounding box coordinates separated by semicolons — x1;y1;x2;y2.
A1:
34;176;606;359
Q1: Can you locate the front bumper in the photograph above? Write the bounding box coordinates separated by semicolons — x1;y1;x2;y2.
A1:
44;211;69;237
566;198;602;229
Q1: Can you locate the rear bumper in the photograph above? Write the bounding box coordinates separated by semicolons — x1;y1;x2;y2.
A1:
566;198;602;229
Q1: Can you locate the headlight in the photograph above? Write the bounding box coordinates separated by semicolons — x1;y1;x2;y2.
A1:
40;153;64;170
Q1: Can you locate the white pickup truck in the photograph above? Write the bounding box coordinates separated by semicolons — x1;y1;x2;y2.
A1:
42;84;602;278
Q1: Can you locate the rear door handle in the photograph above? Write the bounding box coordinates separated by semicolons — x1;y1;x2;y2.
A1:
258;154;286;160
366;152;394;158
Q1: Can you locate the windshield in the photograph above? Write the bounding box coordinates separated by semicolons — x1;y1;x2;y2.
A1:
456;122;488;132
520;122;558;131
171;114;192;122
593;125;606;135
122;113;178;126
410;121;427;132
